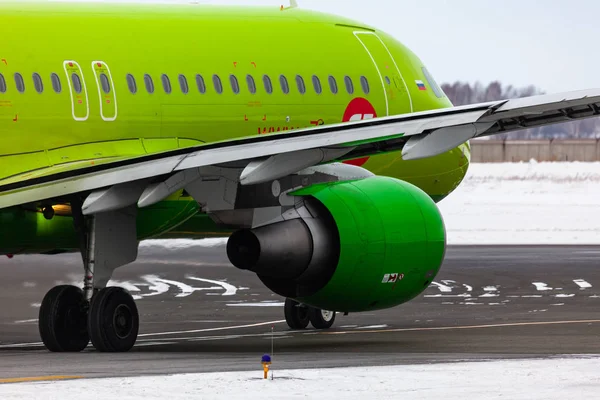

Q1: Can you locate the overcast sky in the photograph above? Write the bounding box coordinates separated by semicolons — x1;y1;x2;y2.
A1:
65;0;599;93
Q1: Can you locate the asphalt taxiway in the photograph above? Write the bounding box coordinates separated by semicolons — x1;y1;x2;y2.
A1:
1;244;600;379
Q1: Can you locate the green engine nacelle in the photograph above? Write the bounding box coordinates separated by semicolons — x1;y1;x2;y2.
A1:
227;176;446;313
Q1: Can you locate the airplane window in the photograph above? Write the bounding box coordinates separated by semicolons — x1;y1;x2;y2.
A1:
230;75;240;94
312;75;322;95
0;74;6;93
196;74;206;94
15;73;25;93
280;75;289;94
71;73;82;94
422;67;445;98
344;76;354;95
33;73;44;93
161;74;172;94
100;73;111;94
213;74;223;94
126;74;137;94
247;75;256;94
263;75;273;94
144;74;155;94
51;73;62;93
179;74;189;94
328;75;338;94
360;76;370;95
296;75;306;94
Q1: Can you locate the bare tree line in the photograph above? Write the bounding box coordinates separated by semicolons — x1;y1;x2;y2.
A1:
441;81;600;139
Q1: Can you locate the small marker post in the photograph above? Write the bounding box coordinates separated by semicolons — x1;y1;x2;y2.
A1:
261;354;272;379
270;326;274;380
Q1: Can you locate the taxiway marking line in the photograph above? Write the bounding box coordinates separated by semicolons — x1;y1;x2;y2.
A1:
320;319;600;335
0;376;83;384
137;320;286;337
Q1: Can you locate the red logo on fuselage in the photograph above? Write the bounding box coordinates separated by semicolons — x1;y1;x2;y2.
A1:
343;98;377;167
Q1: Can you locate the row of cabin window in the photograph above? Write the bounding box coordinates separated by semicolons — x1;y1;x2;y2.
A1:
128;73;370;96
0;72;64;94
0;71;370;97
0;72;87;94
0;72;371;98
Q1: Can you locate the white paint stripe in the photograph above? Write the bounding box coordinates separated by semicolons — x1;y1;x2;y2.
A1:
134;342;178;347
430;282;453;293
138;320;286;338
0;342;44;349
319;319;600;336
483;286;498;292
574;279;592;289
154;278;195;298
533;282;553;291
13;319;38;324
137;331;297;343
187;276;238;296
555;294;576;298
108;281;141;293
139;275;170;298
356;325;388;329
226;302;284;307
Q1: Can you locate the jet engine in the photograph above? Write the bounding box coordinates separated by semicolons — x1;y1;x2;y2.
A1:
227;176;446;313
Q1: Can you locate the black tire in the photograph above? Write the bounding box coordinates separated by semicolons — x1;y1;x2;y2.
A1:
39;285;89;352
284;298;309;330
308;308;336;329
88;287;139;352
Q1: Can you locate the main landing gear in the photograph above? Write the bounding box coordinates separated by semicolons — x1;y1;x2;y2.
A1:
38;204;140;353
284;298;336;330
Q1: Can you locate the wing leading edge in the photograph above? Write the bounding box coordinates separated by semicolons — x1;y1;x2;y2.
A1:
1;88;600;210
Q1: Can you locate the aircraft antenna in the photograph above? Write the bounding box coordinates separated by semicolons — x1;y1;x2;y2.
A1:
281;0;298;10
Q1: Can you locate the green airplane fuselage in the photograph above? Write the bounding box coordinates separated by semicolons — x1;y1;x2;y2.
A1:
0;2;469;253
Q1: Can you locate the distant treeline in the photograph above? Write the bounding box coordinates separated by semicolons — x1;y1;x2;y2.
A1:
441;81;600;139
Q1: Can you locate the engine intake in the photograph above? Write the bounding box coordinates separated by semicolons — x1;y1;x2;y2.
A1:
227;199;340;296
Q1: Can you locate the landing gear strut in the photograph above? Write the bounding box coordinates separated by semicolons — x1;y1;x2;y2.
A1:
38;205;140;353
284;298;336;330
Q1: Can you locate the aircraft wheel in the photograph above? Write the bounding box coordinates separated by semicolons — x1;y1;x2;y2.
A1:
284;298;310;329
39;285;89;352
308;308;336;329
88;287;139;352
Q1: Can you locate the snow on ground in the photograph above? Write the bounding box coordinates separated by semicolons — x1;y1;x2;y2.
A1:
141;162;600;247
2;357;600;400
439;161;600;244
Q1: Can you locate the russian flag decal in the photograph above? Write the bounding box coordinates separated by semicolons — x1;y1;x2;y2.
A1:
415;80;427;91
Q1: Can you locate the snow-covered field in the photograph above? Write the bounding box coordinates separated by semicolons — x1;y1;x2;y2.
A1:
439;162;600;244
2;357;600;399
